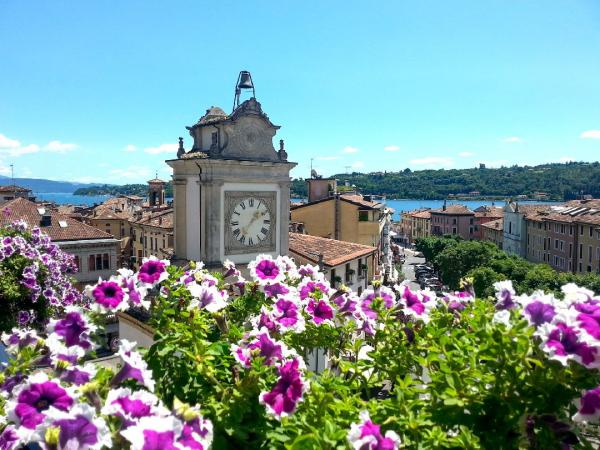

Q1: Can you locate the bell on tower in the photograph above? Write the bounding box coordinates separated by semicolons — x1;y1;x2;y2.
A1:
232;70;255;112
147;173;166;208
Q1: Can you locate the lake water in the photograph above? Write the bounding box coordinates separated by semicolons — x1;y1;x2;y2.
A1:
35;192;112;206
38;193;558;220
292;197;560;221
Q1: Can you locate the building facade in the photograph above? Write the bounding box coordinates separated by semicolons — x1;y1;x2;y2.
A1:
290;193;395;279
481;218;504;249
430;204;475;240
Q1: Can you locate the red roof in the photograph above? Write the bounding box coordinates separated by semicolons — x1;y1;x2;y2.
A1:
289;233;376;267
0;198;115;242
431;205;474;215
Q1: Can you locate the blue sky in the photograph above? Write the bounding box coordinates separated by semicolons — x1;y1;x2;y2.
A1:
0;0;599;184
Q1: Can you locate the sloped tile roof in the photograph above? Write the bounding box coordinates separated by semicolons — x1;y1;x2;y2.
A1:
0;184;31;193
133;208;173;229
0;197;115;242
431;205;474;215
289;232;377;267
481;218;504;230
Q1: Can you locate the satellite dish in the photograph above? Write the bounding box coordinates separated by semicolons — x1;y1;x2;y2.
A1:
311;169;319;179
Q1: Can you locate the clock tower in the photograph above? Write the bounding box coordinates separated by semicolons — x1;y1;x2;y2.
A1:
166;73;296;267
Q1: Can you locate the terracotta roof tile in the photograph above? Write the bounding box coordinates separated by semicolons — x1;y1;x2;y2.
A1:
289;233;377;267
0;198;116;242
411;210;431;219
431;205;474;215
134;209;173;229
340;194;383;210
0;184;31;193
481;218;504;230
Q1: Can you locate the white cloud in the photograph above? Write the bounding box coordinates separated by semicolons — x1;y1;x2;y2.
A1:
45;140;77;153
0;133;40;156
351;161;365;169
0;134;21;149
109;166;152;179
342;146;359;154
144;143;178;154
124;144;137;152
503;136;522;143
458;151;475;157
384;145;400;152
410;156;454;167
581;130;600;139
315;156;340;161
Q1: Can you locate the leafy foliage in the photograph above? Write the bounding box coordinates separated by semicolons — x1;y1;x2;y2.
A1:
416;236;600;295
292;162;600;200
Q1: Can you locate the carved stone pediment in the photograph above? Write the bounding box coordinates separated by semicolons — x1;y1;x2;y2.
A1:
221;114;279;161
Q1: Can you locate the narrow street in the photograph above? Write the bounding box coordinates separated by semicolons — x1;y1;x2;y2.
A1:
399;248;425;291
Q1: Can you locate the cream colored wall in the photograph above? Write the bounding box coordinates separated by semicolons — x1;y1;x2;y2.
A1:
290;201;335;238
577;223;600;274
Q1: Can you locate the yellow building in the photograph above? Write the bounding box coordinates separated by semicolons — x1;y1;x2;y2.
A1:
410;210;431;242
131;209;174;268
481;218;504;249
575;218;600;275
290;193;394;278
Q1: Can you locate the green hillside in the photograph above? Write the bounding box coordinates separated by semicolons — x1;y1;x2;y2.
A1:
292;162;600;200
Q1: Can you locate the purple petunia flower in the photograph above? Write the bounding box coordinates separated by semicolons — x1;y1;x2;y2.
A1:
333;293;358;317
494;280;517;310
173;402;214;450
102;388;167;428
47;307;96;350
573;386;600;423
306;299;334;325
262;282;290;298
523;301;556;327
111;340;156;392
347;410;401;450
273;297;305;332
188;283;228;313
259;358;308;419
137;256;169;286
538;322;600;368
0;425;18;450
299;279;331;300
90;280;128;312
7;373;75;431
1;328;40;353
232;329;291;368
121;416;183;450
249;255;284;285
36;403;112;450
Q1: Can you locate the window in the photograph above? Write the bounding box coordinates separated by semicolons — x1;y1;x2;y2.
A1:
89;253;110;271
453;218;457;225
554;239;559;250
581;226;584;236
569;243;573;258
569;226;573;236
580;243;583;259
590;246;593;263
358;211;369;222
452;227;457;235
509;222;512;234
591;227;594;238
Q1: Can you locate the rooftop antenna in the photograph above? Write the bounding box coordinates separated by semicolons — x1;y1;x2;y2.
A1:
310;158;314;178
232;70;255;112
345;165;351;174
10;164;14;187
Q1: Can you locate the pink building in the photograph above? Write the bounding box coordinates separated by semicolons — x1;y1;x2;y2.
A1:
430;204;475;240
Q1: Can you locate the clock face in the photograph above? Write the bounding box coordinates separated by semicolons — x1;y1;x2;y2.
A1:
229;197;271;246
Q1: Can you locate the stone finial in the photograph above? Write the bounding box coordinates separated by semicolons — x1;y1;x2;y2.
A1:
177;137;185;159
278;139;288;161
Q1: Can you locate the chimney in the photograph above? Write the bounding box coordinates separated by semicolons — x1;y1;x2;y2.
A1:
40;214;51;227
443;200;447;211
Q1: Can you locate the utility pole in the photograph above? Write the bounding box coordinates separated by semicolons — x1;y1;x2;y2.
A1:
310;158;314;178
10;164;14;186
